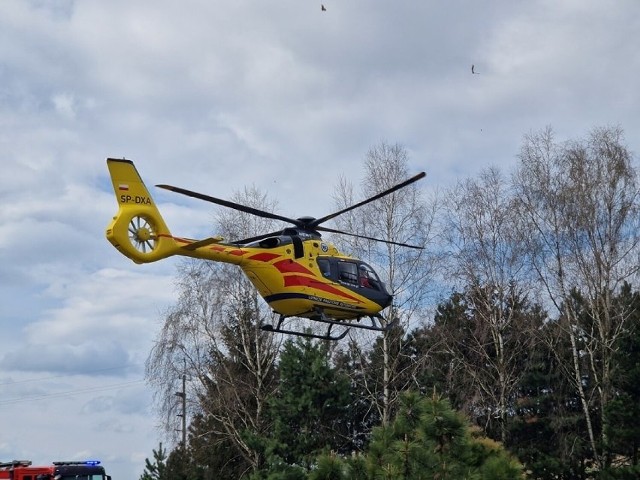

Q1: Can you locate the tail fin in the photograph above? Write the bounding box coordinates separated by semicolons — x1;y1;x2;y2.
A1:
105;158;178;264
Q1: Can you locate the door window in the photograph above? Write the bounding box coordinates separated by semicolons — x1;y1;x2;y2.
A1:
337;261;358;285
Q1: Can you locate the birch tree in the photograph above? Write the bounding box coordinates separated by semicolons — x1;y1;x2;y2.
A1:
333;141;440;425
513;126;640;467
442;166;538;443
145;186;281;474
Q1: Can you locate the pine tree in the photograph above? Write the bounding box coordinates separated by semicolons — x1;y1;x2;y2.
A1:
140;443;168;480
326;391;524;480
604;283;640;469
258;337;351;474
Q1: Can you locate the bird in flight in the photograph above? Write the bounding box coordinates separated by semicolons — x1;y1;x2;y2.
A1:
471;64;479;74
321;4;326;11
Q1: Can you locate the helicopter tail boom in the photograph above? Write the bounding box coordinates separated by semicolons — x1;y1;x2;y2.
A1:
105;158;178;264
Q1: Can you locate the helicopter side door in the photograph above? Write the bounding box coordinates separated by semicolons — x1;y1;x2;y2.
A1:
317;257;386;294
316;257;359;287
316;257;359;286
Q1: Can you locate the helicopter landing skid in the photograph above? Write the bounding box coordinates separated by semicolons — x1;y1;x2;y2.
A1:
261;311;397;341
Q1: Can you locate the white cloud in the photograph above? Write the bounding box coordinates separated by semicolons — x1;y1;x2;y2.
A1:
51;92;76;119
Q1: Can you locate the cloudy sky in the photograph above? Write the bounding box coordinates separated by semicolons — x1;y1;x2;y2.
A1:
1;0;639;478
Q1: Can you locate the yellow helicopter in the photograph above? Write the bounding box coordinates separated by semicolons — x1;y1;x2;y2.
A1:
105;158;425;340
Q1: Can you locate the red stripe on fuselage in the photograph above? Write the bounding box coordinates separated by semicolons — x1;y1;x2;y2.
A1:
273;259;314;275
283;275;363;303
249;252;281;262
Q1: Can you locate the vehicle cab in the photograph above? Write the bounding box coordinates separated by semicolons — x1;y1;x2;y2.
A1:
0;460;111;480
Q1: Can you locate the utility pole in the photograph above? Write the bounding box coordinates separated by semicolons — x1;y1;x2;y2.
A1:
175;368;187;448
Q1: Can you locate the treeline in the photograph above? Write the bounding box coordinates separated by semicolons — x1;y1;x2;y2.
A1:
141;337;525;480
140;126;640;480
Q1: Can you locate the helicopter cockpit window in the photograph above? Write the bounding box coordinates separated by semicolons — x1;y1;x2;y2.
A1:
358;264;381;291
337;262;358;285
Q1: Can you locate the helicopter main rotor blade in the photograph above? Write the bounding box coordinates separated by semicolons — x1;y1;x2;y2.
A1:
310;171;426;227
316;225;424;250
156;184;298;225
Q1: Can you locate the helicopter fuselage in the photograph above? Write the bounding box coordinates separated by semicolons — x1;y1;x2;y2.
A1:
170;234;392;320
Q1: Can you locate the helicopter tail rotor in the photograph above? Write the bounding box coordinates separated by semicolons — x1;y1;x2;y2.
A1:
105;158;178;264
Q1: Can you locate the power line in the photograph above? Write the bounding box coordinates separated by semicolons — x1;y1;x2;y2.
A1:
0;379;146;406
0;364;143;388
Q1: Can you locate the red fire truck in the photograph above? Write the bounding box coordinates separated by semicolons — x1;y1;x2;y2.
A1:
0;460;111;480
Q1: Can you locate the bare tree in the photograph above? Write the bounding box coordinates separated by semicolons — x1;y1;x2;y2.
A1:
145;186;281;473
333;141;440;425
442;166;538;443
513;126;640;467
